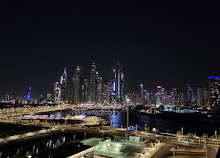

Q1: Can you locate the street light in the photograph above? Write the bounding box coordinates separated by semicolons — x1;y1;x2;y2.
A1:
215;131;218;146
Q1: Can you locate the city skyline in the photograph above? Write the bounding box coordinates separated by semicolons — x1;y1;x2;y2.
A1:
0;61;217;106
0;61;218;100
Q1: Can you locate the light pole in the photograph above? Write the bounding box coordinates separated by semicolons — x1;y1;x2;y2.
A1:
215;131;218;146
126;97;130;140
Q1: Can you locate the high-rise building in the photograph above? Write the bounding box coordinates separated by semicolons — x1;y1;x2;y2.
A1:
179;93;185;105
110;63;124;105
54;82;61;104
96;73;102;104
155;86;166;106
47;94;53;104
187;85;195;104
26;87;32;101
60;68;67;101
145;90;151;105
110;69;117;104
39;94;44;104
170;88;178;106
89;63;97;103
6;94;12;102
117;63;124;103
103;81;111;104
73;66;82;105
67;84;73;104
209;76;220;107
139;83;145;104
81;78;89;104
197;87;210;107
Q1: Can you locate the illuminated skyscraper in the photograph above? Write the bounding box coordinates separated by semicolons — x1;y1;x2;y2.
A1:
139;83;145;104
197;87;210;107
103;81;111;104
110;63;124;105
60;68;67;101
209;76;220;107
89;63;97;103
47;94;53;104
110;69;117;104
170;88;177;106
117;63;124;103
73;66;82;105
145;90;151;105
96;73;102;104
26;87;32;101
6;94;12;102
187;85;194;104
39;94;44;104
155;86;165;106
179;93;185;105
81;78;89;104
54;82;61;104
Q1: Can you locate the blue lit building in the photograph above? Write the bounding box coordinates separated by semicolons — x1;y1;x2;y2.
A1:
26;87;32;101
60;68;67;101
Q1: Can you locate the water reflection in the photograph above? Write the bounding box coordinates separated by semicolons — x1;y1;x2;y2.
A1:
105;110;220;136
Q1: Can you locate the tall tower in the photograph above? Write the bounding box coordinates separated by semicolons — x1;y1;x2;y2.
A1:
54;82;61;104
103;81;111;105
81;78;89;104
96;72;103;105
110;69;117;104
209;76;220;108
139;83;145;104
60;68;67;101
117;63;124;104
89;63;97;103
26;87;32;101
73;66;81;105
187;85;194;104
170;88;177;106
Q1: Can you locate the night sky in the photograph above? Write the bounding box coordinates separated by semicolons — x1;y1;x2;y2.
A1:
0;1;220;99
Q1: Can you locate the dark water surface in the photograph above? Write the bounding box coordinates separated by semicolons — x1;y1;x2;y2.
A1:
105;110;220;136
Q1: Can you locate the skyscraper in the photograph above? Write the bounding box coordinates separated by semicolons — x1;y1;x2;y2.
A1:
145;90;151;105
187;85;194;104
170;88;178;106
54;82;61;104
6;94;12;102
197;87;210;107
81;78;89;104
139;83;145;104
89;63;97;103
110;69;117;104
73;66;82;105
179;93;185;105
60;68;67;101
26;87;31;101
47;94;53;104
110;63;124;105
96;73;102;105
117;63;124;103
103;81;111;104
209;76;220;108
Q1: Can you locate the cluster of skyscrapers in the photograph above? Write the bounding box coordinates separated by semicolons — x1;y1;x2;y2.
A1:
53;63;124;105
1;68;220;109
125;76;220;109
